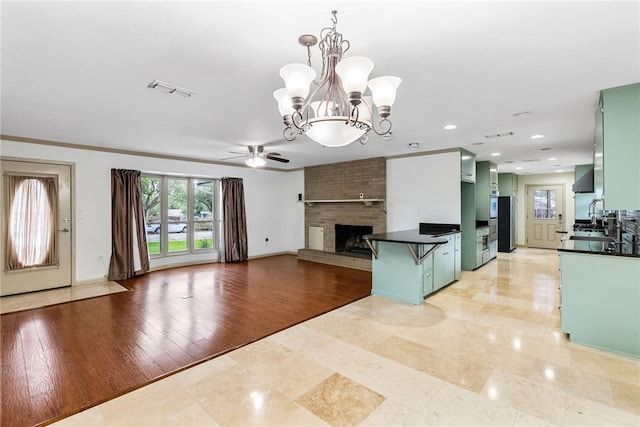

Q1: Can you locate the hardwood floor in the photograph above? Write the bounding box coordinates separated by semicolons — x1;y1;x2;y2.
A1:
1;255;372;427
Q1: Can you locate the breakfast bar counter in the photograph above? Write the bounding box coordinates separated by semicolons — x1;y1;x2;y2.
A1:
364;229;459;305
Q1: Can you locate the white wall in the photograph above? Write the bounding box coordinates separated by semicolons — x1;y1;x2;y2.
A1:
515;172;576;246
386;151;461;231
1;139;304;283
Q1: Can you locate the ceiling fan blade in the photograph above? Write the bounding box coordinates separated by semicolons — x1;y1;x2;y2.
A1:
265;154;290;163
265;152;281;157
220;154;246;161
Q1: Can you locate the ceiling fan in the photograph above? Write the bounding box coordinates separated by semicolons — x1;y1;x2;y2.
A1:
223;145;290;168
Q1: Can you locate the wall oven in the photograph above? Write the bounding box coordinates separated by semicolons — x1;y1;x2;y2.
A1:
489;219;497;242
489;196;498;219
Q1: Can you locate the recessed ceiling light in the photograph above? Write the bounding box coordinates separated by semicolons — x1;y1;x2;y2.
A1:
515;167;523;170
491;152;501;156
408;142;420;149
531;134;545;139
548;157;557;161
443;124;457;130
556;170;564;173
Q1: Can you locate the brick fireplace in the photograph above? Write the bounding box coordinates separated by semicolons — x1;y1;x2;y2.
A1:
297;157;386;271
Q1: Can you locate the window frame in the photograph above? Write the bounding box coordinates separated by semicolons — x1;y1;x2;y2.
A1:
141;173;220;258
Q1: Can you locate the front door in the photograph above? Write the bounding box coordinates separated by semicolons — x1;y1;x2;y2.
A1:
1;160;73;296
526;184;565;249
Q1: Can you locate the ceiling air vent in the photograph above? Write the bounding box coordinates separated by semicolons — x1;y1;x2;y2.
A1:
520;159;540;163
484;132;514;139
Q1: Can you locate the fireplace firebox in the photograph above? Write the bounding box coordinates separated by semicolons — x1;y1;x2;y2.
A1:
335;224;373;258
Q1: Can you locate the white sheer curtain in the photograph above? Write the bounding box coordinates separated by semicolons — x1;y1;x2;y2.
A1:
5;175;58;270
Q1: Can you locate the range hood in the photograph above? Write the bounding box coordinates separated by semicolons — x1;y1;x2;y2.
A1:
572;167;594;193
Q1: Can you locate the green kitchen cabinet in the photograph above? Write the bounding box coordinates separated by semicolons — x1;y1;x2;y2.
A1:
490;163;498;193
596;83;640;209
560;251;640;358
460;148;476;183
498;173;518;197
476;161;496;220
422;256;434;296
433;235;455;291
461;181;477;271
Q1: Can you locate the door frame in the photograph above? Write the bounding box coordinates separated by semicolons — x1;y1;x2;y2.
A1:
1;156;76;290
524;183;566;249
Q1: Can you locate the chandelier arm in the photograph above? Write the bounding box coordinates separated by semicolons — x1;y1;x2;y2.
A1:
370;117;393;136
283;126;297;141
349;105;360;127
291;110;306;132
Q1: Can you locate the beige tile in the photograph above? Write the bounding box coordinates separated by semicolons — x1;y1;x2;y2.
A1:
371;335;494;394
564;393;640;426
610;378;640;416
570;345;640;384
529;358;613;406
296;373;385;426
421;383;520;426
357;359;446;412
360;398;425;426
481;369;568;424
229;337;334;399
1;281;127;314
189;364;327;426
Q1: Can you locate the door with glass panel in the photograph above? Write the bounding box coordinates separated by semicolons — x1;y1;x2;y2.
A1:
1;160;72;296
526;184;565;249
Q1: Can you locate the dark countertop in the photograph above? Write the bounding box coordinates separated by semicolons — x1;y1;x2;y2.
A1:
364;229;451;245
558;231;640;258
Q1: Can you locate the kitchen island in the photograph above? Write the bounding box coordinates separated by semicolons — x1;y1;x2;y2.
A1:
558;232;640;358
364;228;460;305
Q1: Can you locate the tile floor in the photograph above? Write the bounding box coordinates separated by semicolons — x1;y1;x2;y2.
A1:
43;248;640;426
0;281;128;314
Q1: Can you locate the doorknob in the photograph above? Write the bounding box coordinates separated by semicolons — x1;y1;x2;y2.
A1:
58;228;70;233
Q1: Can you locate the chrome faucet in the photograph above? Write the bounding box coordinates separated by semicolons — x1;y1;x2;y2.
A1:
589;198;603;225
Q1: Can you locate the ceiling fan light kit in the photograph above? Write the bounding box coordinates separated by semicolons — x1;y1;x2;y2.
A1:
274;10;401;148
232;145;290;168
245;156;267;168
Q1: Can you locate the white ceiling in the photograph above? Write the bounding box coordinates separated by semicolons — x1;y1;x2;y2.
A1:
2;1;638;174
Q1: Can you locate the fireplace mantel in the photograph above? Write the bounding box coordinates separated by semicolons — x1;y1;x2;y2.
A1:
301;198;385;207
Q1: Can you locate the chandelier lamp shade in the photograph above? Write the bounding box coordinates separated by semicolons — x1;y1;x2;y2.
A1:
273;10;401;147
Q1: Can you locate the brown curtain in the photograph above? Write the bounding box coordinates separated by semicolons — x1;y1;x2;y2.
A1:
5;175;58;270
107;169;150;280
221;177;248;262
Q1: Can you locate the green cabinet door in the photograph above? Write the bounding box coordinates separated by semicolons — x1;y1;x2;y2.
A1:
433;237;455;291
460;148;476;183
498;173;518;197
601;83;640;209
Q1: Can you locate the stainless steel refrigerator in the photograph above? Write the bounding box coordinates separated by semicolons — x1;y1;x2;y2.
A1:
498;196;516;252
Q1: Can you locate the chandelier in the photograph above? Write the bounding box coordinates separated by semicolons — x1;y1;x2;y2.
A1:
273;11;401;147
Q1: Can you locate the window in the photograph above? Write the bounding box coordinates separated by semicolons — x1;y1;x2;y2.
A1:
533;189;557;219
141;174;219;257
